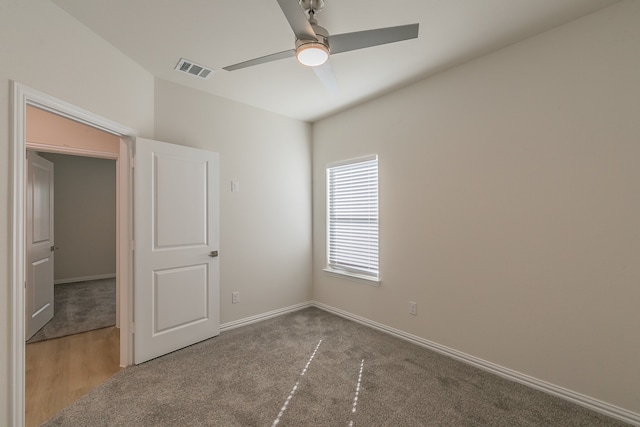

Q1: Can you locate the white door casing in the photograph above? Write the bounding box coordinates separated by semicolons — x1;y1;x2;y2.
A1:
134;138;220;364
12;83;137;427
25;151;55;340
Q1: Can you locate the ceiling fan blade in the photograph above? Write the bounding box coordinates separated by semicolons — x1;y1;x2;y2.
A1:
313;60;339;92
277;0;317;41
223;49;296;71
329;23;419;55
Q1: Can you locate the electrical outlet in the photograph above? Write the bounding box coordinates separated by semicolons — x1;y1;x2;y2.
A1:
232;291;240;304
409;301;417;316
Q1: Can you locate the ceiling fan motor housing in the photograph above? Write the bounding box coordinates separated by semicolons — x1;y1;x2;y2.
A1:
296;23;330;51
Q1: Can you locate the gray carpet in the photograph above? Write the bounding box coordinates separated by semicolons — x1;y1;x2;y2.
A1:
44;307;628;426
27;278;116;344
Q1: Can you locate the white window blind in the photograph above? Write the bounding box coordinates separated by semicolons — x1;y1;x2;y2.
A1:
327;156;379;280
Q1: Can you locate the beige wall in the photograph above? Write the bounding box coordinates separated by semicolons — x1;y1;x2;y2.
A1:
312;0;640;415
40;153;117;283
0;1;155;424
153;79;313;325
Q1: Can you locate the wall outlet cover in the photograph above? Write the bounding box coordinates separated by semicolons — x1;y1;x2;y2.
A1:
409;301;417;315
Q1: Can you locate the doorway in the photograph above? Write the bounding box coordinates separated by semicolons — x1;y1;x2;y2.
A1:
26;150;118;342
25;113;121;427
11;83;136;426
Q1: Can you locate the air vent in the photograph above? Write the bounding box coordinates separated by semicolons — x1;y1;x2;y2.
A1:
174;58;214;79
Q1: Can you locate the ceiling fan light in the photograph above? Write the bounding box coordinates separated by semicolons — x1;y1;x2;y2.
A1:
296;43;329;67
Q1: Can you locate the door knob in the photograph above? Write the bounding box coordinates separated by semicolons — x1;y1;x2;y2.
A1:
209;250;219;257
50;246;59;252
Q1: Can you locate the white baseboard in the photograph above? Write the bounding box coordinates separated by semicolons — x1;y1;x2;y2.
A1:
54;273;116;285
216;301;639;425
312;301;640;426
220;302;313;332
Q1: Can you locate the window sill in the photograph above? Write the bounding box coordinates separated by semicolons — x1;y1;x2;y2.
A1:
323;268;381;286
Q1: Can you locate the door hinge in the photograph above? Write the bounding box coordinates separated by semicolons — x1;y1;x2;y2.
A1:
130;240;135;251
130;155;135;169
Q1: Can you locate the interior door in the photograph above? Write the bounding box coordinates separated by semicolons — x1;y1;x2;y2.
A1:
134;138;220;364
25;151;55;340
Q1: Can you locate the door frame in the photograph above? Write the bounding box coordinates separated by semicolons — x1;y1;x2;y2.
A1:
10;82;137;426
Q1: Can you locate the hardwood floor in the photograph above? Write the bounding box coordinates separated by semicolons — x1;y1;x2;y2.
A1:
25;327;121;427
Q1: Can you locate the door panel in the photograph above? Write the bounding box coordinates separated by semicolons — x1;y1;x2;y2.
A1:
154;264;208;333
134;138;220;364
26;151;55;340
31;258;52;312
155;155;207;248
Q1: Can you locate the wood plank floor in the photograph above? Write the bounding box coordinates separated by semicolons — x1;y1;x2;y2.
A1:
25;327;121;427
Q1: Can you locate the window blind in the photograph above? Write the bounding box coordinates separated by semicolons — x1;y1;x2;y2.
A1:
327;156;379;279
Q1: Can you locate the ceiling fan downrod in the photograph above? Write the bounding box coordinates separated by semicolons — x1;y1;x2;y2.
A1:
299;0;325;18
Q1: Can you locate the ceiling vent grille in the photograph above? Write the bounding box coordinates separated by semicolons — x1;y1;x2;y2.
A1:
174;58;214;79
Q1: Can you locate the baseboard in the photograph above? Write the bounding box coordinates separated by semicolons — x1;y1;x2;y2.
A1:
216;301;639;425
220;301;313;332
54;273;116;285
312;301;640;426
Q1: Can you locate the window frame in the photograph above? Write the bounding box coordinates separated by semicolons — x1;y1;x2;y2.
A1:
324;154;380;284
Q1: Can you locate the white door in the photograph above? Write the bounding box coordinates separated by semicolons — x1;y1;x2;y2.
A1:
25;151;55;340
134;138;220;364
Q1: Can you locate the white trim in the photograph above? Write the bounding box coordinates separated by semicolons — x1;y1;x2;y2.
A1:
219;302;313;332
10;80;27;427
323;267;381;286
11;82;137;427
53;274;117;285
326;153;378;169
25;141;119;160
118;138;133;360
312;301;640;426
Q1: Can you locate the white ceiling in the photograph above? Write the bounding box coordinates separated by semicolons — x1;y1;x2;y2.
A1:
52;0;619;122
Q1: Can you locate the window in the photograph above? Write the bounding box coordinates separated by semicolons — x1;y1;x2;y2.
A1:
326;155;379;282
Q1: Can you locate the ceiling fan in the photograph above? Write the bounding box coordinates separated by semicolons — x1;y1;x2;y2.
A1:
222;0;419;91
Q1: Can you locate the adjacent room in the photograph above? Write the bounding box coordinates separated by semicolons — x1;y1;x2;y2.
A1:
1;0;639;426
